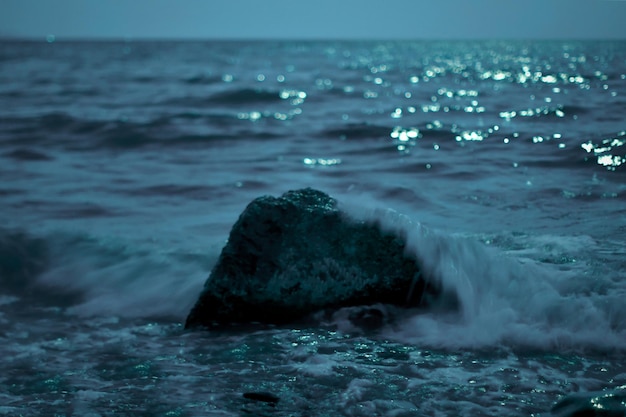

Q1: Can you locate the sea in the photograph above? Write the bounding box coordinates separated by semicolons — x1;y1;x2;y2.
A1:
0;39;625;416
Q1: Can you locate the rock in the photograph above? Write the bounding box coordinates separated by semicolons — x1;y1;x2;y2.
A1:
185;188;439;328
551;386;626;417
348;306;387;331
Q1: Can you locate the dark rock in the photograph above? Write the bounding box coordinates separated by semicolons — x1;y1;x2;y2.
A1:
348;307;387;331
185;188;439;328
551;386;626;417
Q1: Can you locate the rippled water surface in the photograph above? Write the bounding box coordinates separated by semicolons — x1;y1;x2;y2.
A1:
1;40;625;416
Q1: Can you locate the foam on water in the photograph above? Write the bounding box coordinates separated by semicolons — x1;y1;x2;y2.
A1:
341;198;626;351
2;40;625;416
3;190;624;353
0;231;624;416
0;228;212;320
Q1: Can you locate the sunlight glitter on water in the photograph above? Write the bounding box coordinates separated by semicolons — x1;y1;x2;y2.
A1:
456;131;486;142
2;40;626;417
390;127;420;152
581;131;626;170
303;158;342;166
279;89;307;105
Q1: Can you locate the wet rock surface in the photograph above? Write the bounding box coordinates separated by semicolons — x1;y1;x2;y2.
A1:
551;386;626;417
185;188;438;328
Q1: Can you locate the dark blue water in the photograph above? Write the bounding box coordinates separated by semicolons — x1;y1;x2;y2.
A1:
1;40;625;416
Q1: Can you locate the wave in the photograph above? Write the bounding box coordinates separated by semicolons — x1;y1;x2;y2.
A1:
321;123;392;140
119;183;268;201
3;148;53;161
339;200;626;351
162;88;284;108
516;129;626;173
182;74;223;85
0;229;49;295
1;111;623;177
206;88;282;105
0;112;283;150
0;228;212;320
2;195;625;352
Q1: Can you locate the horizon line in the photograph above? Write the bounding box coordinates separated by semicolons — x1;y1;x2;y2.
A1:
3;35;626;43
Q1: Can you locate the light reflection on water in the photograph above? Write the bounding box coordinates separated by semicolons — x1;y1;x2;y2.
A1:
1;40;626;417
582;131;626;170
0;315;624;417
209;40;623;167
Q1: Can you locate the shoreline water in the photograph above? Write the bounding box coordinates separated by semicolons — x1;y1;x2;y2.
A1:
1;39;625;415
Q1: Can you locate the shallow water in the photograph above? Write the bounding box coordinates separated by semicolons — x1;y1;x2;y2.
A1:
0;39;625;416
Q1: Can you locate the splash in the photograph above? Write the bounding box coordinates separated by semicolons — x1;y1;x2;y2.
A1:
341;198;626;351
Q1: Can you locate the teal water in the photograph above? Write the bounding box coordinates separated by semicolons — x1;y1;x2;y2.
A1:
0;40;625;416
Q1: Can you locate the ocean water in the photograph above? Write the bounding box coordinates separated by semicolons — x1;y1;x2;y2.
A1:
0;39;625;416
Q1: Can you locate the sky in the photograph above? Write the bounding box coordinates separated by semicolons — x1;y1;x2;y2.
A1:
1;0;626;40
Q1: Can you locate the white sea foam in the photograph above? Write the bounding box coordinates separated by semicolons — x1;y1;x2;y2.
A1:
341;198;626;351
35;233;214;320
28;196;626;352
3;38;626;417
